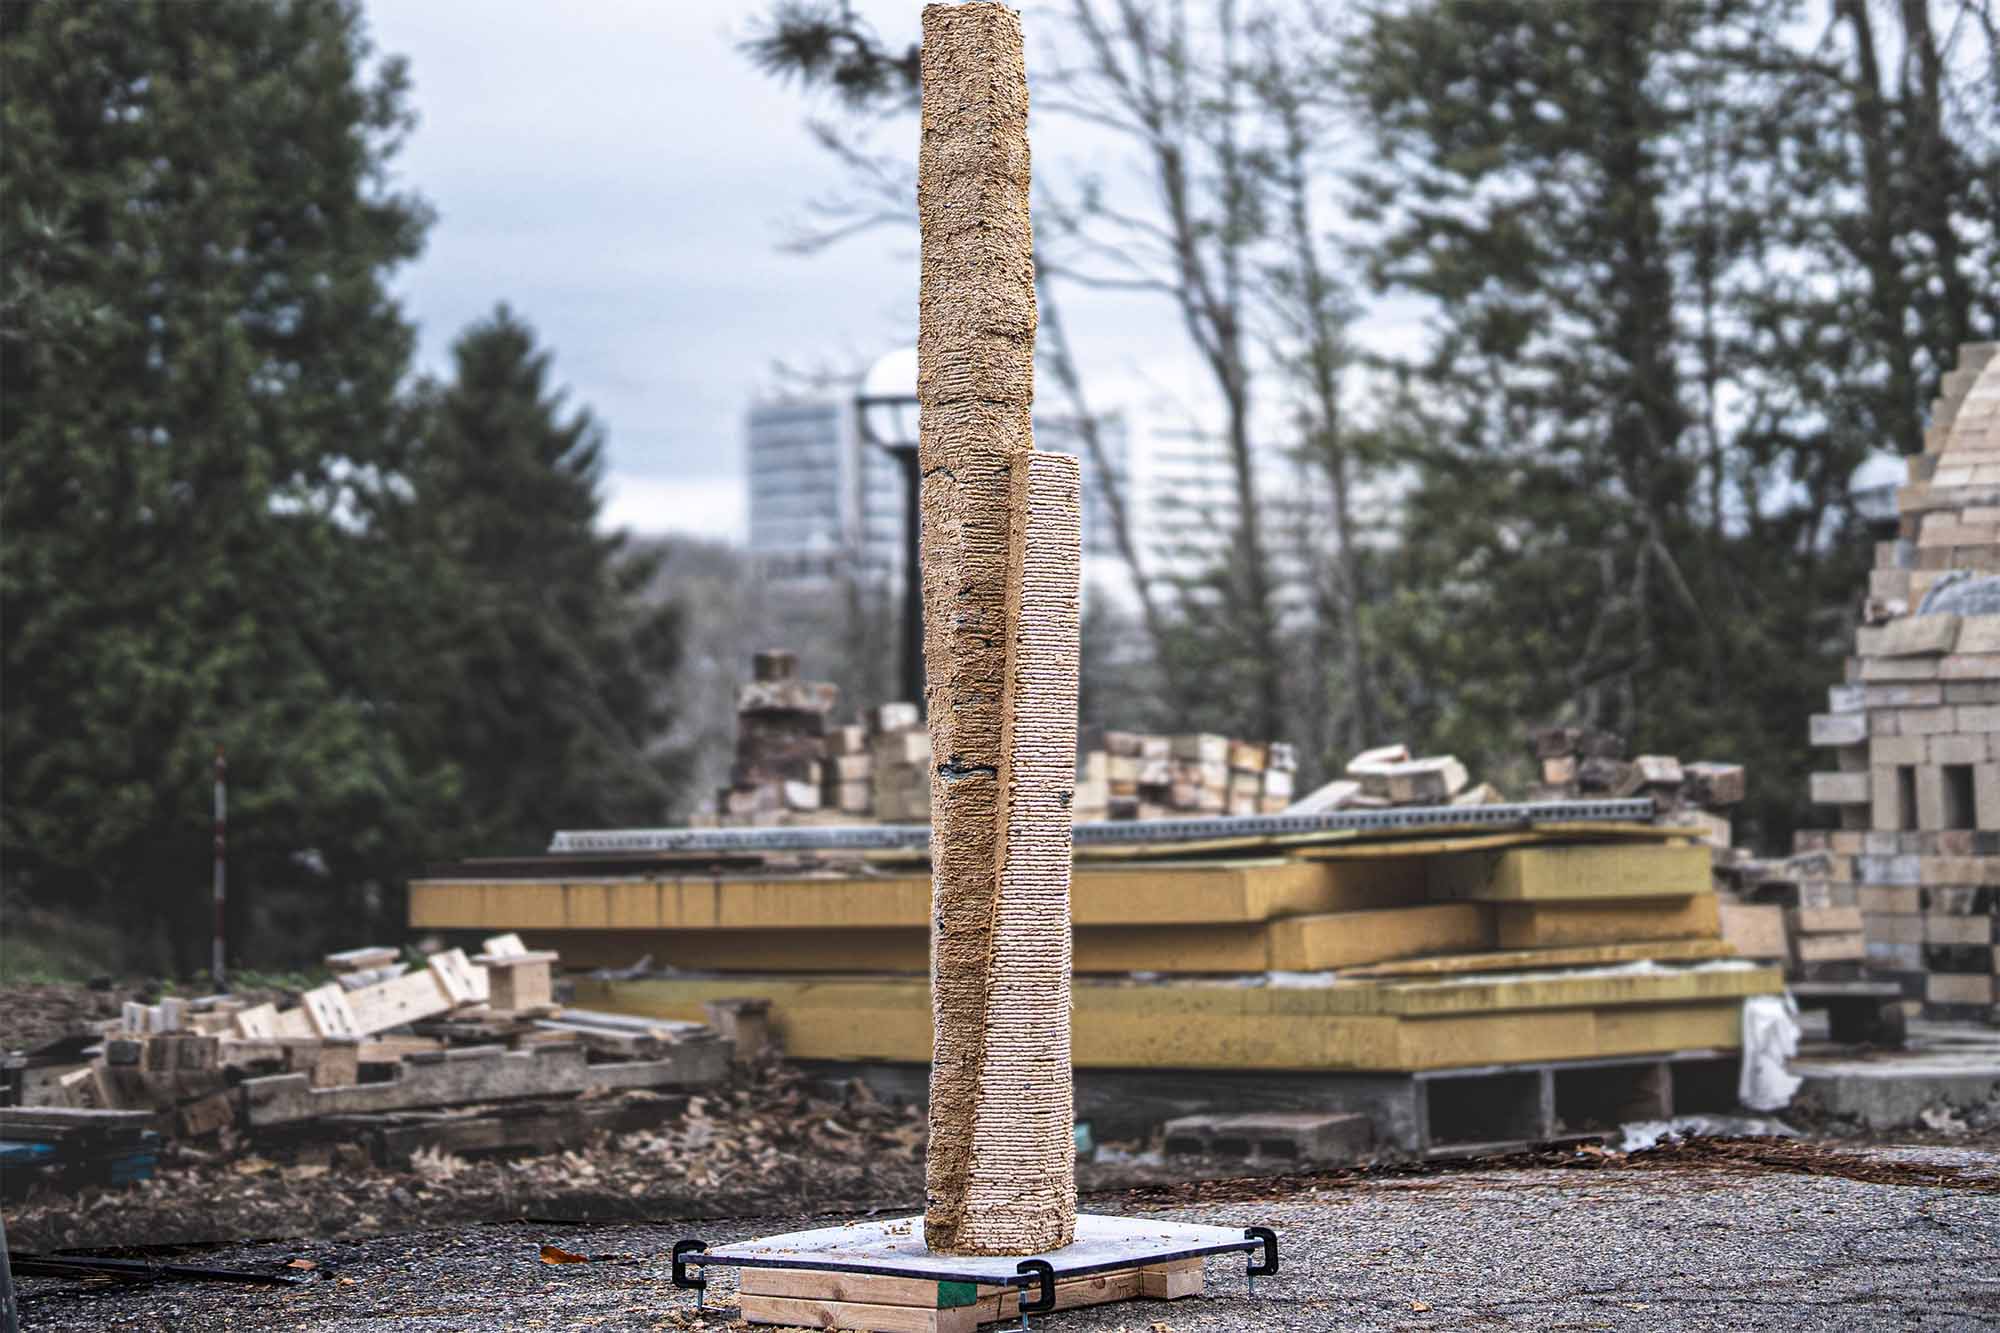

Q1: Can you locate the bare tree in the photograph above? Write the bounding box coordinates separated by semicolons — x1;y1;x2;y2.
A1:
1245;10;1377;756
1040;0;1287;740
740;1;1350;742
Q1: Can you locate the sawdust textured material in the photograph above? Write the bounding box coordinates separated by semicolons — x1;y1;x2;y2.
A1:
953;452;1081;1251
917;0;1079;1257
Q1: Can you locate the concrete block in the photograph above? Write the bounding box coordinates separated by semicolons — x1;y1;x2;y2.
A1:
1161;1110;1373;1163
1925;914;1995;945
1922;855;1999;884
1958;704;2000;733
1940;654;2000;680
1875;614;1960;657
1810;771;1870;806
1856;854;1923;885
1904;707;1959;735
1871;736;1928;766
1927;973;1994;1007
1931;734;1990;765
1794;932;1866;963
1870;766;1903;830
1863;914;1924;945
1917;766;1950;830
1863;940;1924;970
1861;657;1940;682
1958;616;2000;654
1791;906;1864;934
1858;885;1921;914
1865;685;1943;708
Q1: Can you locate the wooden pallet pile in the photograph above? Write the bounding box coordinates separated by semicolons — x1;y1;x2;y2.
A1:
692;647;938;828
1074;732;1297;821
695;655;1308;829
1802;341;2000;1019
411;822;1783;1078
1712;850;1868;979
0;1107;161;1199
2;937;730;1175
1287;742;1501;814
1528;727;1744;835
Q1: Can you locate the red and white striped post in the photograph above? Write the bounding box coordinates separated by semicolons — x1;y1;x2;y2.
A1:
212;742;227;990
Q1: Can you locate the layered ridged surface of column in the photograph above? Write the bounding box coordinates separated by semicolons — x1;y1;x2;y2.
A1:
917;1;1079;1256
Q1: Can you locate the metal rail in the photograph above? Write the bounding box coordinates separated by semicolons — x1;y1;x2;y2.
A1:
548;798;1657;856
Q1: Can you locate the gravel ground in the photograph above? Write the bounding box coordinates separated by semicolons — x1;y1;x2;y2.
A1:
14;1145;1999;1332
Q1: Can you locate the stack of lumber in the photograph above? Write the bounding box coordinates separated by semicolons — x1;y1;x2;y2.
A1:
4;937;730;1173
1802;340;2000;1018
1080;731;1295;820
410;823;1784;1076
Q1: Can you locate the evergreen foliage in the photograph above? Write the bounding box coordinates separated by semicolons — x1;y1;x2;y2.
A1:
2;0;444;966
1347;0;1998;841
1;1;687;967
390;309;687;857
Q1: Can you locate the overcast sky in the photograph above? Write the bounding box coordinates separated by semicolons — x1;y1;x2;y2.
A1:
363;1;1909;544
363;1;1425;542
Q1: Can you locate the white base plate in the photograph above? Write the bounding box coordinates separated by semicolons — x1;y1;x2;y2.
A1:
695;1213;1260;1284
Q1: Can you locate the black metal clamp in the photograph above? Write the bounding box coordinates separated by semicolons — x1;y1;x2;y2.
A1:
1244;1226;1279;1294
670;1240;707;1309
1015;1258;1056;1328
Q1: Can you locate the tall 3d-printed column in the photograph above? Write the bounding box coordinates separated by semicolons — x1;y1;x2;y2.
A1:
918;1;1080;1256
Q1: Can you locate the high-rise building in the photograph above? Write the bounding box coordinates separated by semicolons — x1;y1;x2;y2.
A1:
744;397;860;584
744;384;1128;593
744;373;1341;625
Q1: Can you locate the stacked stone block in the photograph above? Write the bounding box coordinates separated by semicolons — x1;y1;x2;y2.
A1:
1805;342;2000;1018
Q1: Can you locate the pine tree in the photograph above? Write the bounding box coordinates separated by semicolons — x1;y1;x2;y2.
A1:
1346;0;1997;842
393;308;687;855
1;0;446;967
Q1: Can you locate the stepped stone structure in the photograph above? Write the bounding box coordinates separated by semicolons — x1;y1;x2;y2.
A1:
917;3;1081;1255
1806;342;2000;1017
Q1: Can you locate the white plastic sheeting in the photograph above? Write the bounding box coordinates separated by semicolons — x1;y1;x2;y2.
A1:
1739;992;1804;1111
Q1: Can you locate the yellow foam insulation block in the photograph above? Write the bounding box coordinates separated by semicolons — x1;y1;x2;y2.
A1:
1429;843;1711;902
510;907;1481;976
408;857;1424;933
1267;904;1490;971
573;968;1776;1072
1367;965;1774;1017
1494;894;1720;948
1342;938;1736;978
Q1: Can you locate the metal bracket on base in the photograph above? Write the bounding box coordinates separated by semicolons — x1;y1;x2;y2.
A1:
1015;1258;1055;1329
670;1239;707;1310
1244;1225;1279;1295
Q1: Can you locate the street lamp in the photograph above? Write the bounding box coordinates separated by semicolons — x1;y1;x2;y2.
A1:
857;348;924;711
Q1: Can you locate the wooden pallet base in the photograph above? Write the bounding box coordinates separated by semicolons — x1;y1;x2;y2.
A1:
735;1257;1203;1330
690;1214;1260;1332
